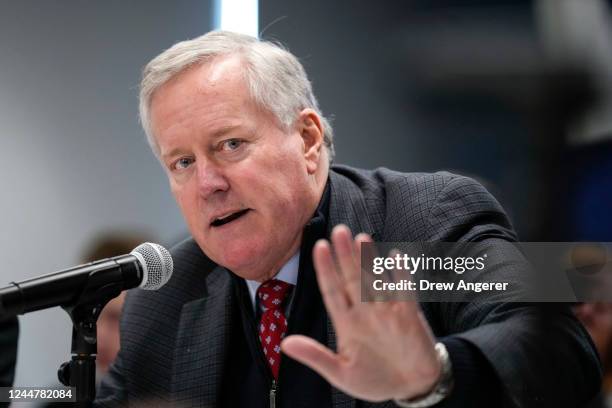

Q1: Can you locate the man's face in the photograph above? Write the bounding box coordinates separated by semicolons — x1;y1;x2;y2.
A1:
150;56;324;281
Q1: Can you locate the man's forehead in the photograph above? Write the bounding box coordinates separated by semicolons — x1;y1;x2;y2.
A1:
203;54;245;85
150;55;253;145
167;54;246;95
152;54;246;104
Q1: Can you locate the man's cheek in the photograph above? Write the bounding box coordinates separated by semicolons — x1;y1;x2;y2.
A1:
170;184;189;208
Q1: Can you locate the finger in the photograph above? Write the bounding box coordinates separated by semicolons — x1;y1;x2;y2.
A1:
370;248;401;311
331;225;361;304
313;239;350;320
354;233;377;303
389;284;420;326
281;335;343;385
388;248;420;305
376;247;420;318
358;234;392;304
354;233;373;260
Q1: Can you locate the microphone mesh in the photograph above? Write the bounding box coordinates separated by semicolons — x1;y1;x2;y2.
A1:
131;243;173;290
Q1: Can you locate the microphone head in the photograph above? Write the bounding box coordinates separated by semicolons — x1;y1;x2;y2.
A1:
131;243;173;290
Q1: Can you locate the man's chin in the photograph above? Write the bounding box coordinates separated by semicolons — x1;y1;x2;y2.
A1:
199;235;295;280
209;245;267;277
223;263;271;281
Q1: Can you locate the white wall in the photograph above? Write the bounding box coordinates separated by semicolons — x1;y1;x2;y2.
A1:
0;0;211;388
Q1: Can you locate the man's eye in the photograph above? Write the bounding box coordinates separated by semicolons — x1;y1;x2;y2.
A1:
173;157;194;170
221;139;243;152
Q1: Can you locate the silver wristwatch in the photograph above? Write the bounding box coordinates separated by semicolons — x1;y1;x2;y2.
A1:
393;342;454;408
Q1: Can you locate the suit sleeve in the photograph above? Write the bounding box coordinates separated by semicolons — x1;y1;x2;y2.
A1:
423;175;602;408
94;291;135;408
95;353;129;407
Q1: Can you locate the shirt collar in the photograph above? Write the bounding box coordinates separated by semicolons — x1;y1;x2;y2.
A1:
245;251;300;310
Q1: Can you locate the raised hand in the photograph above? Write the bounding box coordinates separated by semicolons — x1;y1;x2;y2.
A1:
281;225;441;402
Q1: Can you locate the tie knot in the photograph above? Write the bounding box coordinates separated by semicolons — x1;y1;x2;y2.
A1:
257;279;293;310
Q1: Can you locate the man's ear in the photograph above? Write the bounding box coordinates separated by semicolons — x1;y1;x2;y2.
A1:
297;109;324;174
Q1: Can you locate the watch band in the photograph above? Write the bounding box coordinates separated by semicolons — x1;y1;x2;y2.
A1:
393;342;454;408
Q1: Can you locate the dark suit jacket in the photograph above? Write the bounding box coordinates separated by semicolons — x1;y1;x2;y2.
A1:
96;165;601;407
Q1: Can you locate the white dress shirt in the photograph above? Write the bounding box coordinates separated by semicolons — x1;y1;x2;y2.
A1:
245;252;300;314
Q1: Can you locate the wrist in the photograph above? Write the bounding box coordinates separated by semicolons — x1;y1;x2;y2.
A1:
394;342;454;408
405;351;442;398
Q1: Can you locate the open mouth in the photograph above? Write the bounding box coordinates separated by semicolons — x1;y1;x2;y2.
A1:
211;209;250;227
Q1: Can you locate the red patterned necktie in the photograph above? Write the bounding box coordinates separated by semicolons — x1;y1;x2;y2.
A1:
256;279;293;380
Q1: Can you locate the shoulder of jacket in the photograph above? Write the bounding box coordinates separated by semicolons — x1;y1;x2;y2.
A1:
331;163;470;201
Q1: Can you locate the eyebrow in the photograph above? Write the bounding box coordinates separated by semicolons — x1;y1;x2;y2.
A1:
211;124;242;139
160;124;243;161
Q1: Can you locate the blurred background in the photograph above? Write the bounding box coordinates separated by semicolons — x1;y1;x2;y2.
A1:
0;0;611;403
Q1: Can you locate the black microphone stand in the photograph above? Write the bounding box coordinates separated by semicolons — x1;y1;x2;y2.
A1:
57;269;124;407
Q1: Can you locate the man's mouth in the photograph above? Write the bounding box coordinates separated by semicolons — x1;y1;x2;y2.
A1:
210;209;250;227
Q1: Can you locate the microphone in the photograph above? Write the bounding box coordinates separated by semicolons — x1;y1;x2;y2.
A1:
0;242;173;317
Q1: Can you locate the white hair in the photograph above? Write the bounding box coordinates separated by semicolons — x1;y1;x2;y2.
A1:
139;30;334;160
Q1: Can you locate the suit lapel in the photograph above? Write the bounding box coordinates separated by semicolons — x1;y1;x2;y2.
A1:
328;169;379;240
327;170;381;408
326;319;356;408
171;266;233;407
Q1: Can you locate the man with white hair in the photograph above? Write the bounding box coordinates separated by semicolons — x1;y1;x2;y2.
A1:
95;31;600;407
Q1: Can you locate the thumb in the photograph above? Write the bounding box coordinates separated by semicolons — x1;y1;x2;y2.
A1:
281;335;342;383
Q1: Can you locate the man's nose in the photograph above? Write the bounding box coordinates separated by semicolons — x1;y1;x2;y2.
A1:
196;161;230;199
